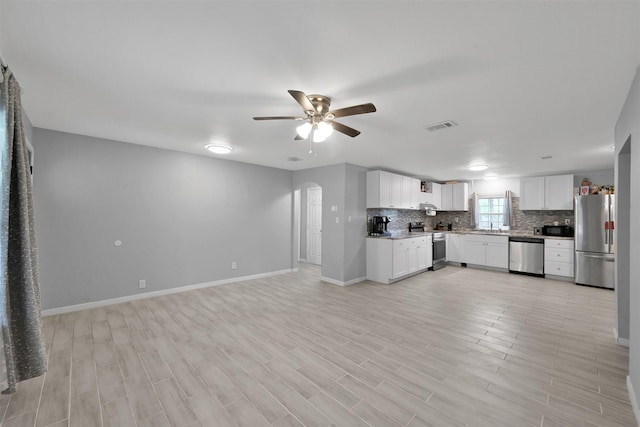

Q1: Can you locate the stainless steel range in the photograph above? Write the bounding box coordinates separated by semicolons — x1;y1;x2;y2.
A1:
432;232;446;270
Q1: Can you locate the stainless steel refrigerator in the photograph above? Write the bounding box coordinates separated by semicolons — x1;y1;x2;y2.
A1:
574;194;615;289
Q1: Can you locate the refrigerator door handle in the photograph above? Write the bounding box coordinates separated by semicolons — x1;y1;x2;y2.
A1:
581;254;615;262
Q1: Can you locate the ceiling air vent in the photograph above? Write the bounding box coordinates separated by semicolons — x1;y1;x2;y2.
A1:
287;156;303;162
424;120;458;132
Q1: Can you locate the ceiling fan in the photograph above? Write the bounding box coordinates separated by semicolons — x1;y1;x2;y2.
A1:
253;90;377;143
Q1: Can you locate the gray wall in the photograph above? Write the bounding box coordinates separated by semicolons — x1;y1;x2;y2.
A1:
33;129;293;309
343;164;368;282
614;66;639;411
292;163;368;284
293;164;346;282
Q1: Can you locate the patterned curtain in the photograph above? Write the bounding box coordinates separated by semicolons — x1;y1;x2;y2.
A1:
503;190;515;227
0;66;47;393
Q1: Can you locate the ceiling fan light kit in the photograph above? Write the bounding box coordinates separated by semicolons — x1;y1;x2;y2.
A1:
296;122;312;139
253;90;376;155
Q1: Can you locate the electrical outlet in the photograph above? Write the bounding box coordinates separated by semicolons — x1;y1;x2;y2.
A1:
231;262;237;270
565;218;571;225
138;279;146;289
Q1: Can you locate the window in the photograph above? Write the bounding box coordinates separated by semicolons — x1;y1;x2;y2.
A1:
478;196;507;230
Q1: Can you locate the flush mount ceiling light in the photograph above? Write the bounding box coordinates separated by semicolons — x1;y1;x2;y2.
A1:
205;144;233;154
467;164;489;171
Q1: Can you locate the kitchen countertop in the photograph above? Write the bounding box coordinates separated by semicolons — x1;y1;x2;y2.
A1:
367;230;574;240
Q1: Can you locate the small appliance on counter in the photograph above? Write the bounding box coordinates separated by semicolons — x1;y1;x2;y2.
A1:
434;221;447;231
370;216;391;236
408;222;425;232
533;227;542;235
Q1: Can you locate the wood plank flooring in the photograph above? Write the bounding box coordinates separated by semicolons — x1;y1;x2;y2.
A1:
0;264;635;426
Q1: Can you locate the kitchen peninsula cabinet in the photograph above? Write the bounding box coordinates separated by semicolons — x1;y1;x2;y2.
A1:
520;174;573;210
367;235;432;284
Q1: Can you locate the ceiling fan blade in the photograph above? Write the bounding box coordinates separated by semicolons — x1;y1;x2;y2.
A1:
288;90;316;114
328;121;361;137
253;116;304;120
294;134;304;140
330;103;376;119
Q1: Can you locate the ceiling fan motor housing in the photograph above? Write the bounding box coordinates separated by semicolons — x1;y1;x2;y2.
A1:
307;95;332;117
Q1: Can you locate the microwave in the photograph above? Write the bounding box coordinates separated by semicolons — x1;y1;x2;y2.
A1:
542;225;574;237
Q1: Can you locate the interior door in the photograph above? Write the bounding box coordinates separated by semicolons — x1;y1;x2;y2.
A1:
306;187;322;265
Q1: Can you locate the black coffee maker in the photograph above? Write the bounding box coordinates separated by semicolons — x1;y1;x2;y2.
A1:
371;216;391;235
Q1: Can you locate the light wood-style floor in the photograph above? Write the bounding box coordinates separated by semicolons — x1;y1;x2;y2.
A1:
0;264;635;427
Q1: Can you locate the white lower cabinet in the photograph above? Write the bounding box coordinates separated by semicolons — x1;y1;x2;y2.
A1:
544;238;574;278
464;235;508;269
367;236;432;284
446;233;465;263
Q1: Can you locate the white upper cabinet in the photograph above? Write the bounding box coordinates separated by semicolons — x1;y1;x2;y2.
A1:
452;183;469;211
520;174;573;210
390;173;403;208
545;175;574;210
367;170;423;209
519;177;545;210
437;182;469;211
440;185;453;210
403;176;422;210
367;170;390;208
430;183;442;209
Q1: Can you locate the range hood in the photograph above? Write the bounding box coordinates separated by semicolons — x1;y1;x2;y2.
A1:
421;203;438;217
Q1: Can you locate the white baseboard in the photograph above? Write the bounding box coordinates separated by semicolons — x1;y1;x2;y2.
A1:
614;328;631;347
627;376;640;427
42;268;294;316
320;276;366;287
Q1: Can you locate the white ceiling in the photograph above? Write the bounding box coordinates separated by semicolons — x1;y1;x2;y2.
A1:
2;1;639;181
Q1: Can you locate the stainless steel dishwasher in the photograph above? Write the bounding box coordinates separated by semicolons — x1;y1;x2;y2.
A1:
509;237;544;276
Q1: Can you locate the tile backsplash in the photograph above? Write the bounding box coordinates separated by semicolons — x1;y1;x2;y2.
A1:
367;197;574;234
367;208;428;233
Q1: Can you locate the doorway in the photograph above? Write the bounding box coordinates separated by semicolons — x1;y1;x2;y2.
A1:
294;183;322;272
306;186;322;265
